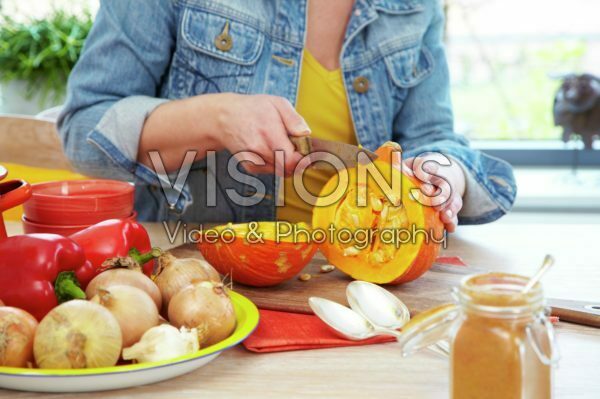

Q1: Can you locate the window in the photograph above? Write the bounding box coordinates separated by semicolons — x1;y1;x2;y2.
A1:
446;0;600;165
2;0;597;165
0;0;96;19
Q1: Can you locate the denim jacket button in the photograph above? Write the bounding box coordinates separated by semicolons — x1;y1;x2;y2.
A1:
214;32;233;51
214;21;233;52
353;76;369;93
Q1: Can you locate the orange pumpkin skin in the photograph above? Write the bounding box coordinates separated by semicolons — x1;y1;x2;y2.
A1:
313;142;445;285
197;222;318;287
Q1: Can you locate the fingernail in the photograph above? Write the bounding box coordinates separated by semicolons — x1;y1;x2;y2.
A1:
294;119;311;135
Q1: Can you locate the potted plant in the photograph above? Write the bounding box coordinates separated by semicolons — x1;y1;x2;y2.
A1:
0;11;92;115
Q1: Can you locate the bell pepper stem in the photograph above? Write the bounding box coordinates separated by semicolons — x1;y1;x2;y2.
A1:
54;271;86;304
128;247;163;265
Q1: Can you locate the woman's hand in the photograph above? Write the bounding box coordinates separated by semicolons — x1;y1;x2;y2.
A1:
214;93;311;177
139;93;309;176
403;154;466;233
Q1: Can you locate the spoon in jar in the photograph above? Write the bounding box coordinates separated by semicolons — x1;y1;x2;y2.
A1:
346;281;450;356
522;254;555;294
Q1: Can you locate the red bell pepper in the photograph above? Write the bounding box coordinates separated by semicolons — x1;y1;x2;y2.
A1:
0;234;91;320
69;219;155;286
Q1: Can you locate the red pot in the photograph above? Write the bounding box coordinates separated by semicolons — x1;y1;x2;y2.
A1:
22;211;138;236
24;180;134;226
0;165;32;241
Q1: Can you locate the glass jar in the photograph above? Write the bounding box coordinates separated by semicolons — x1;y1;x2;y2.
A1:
398;272;559;399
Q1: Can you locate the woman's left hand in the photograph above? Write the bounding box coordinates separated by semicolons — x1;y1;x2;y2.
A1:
403;154;466;233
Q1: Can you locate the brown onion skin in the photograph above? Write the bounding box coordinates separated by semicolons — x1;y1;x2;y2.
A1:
86;269;162;310
0;307;38;367
34;300;122;369
168;282;236;347
154;253;221;313
91;285;159;347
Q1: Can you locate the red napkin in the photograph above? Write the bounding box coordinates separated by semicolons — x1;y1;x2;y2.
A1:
243;309;395;353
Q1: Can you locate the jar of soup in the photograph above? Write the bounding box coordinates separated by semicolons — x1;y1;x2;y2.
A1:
397;272;559;399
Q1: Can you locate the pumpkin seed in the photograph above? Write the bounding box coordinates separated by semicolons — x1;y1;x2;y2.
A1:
377;204;389;230
369;250;385;264
320;264;335;273
343;246;361;256
371;196;383;212
298;273;312;282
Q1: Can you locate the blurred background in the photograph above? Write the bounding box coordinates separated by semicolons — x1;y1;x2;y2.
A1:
0;0;598;223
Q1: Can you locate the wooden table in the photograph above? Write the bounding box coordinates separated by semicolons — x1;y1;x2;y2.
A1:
2;220;599;398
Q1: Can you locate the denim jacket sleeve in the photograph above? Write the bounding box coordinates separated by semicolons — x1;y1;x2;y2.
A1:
394;1;516;225
57;0;191;212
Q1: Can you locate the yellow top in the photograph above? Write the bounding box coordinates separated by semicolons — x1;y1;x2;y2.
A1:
277;49;357;224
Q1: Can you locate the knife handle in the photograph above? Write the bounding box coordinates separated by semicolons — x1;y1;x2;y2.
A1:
548;298;600;328
290;136;312;155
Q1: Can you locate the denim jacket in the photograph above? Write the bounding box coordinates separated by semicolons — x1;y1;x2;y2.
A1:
58;0;516;225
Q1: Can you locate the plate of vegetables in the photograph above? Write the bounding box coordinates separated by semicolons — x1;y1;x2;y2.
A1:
0;222;259;393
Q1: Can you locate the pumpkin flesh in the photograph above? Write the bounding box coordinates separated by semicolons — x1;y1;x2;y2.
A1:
312;142;444;284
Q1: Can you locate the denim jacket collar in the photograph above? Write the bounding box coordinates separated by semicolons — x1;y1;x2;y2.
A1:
371;0;425;14
343;0;424;46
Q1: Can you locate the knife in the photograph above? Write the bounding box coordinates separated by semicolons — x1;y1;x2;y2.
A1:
290;136;378;168
546;298;600;328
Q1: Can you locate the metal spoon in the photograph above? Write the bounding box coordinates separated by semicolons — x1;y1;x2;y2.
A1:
308;297;402;341
522;254;555;294
308;297;448;356
346;281;450;356
346;281;410;329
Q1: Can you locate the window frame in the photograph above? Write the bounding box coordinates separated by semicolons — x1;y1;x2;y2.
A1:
473;140;600;167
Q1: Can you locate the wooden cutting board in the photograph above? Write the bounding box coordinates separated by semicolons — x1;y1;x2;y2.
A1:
171;244;483;316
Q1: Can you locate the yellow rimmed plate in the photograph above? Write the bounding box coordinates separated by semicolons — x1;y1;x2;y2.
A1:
0;291;259;393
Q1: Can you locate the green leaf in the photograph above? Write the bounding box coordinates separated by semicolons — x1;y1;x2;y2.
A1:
0;11;92;103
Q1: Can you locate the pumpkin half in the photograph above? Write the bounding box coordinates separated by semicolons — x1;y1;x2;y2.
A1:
312;141;444;284
197;222;318;287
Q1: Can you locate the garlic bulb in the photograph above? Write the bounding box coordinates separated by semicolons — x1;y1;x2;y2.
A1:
122;324;199;363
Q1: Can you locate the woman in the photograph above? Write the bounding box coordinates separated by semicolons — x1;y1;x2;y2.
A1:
58;0;516;232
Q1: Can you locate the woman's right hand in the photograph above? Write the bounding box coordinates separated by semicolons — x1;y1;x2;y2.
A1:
213;93;311;177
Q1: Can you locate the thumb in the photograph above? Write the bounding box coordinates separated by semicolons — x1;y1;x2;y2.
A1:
269;96;311;136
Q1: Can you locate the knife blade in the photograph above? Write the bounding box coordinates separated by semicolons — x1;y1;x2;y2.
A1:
432;259;600;328
290;136;378;168
546;298;600;328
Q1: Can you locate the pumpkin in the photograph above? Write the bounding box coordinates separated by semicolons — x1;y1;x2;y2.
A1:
197;222;318;287
312;141;445;284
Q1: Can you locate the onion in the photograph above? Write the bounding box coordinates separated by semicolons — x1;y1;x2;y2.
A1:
168;281;236;347
122;324;199;363
91;285;159;347
154;253;221;312
86;269;162;310
0;307;38;367
34;300;122;369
